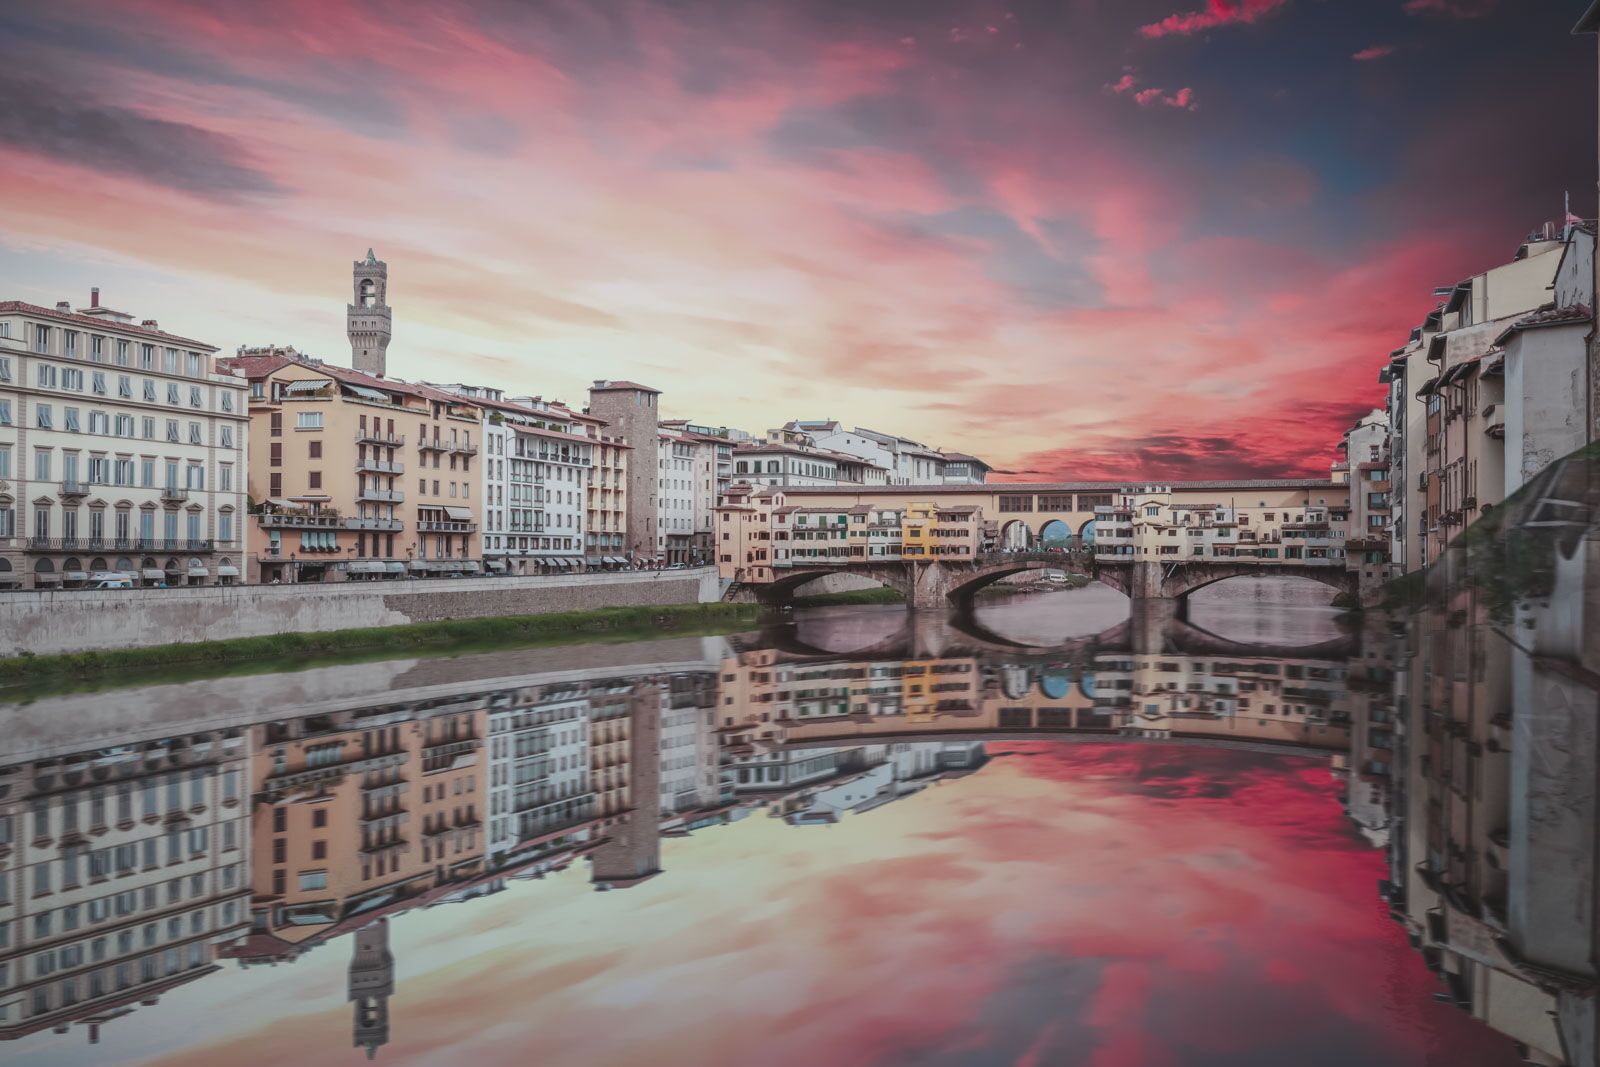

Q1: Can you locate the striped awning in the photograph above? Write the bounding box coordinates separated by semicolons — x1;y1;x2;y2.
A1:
384;561;406;574
141;568;166;579
348;561;386;574
217;565;240;577
282;379;328;395
444;506;474;521
345;384;389;401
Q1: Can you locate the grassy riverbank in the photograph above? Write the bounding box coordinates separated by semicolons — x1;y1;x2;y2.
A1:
0;601;765;690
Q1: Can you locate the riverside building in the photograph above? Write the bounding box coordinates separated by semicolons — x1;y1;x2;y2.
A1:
218;350;483;583
0;292;249;589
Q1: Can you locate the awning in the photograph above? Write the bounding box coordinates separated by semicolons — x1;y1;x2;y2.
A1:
444;506;474;521
34;573;61;582
384;561;406;574
217;565;240;577
407;560;429;571
187;564;208;576
345;384;389;401
484;558;506;571
62;571;89;581
266;498;295;509
282;379;328;395
348;561;386;574
141;568;166;579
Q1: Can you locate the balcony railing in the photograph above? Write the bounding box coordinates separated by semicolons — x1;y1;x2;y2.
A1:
356;429;405;446
419;438;479;456
59;480;89;497
257;512;342;529
160;486;189;503
345;516;405;532
26;537;214;552
356;457;405;475
418;520;478;534
357;488;405;503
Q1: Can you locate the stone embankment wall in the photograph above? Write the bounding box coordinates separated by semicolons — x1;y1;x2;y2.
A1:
0;567;721;657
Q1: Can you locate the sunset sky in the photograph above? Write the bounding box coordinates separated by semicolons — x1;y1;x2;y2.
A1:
0;0;1588;478
0;744;1519;1067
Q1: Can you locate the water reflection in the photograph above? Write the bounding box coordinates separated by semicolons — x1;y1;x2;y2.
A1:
0;570;1572;1064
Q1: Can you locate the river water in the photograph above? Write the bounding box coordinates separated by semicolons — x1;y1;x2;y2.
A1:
0;580;1537;1066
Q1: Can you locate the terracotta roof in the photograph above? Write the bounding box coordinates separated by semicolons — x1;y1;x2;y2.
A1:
216;353;292;380
1494;302;1592;345
589;380;661;394
0;299;218;350
939;451;990;467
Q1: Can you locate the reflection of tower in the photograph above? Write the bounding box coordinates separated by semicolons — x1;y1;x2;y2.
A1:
591;683;663;888
348;918;395;1059
347;248;392;378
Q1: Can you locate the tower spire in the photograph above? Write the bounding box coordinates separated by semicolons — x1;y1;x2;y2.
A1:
347;250;392;377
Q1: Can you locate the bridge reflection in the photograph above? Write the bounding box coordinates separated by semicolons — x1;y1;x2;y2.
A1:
753;601;1358;662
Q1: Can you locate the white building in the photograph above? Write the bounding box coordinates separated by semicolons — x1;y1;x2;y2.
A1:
657;427;697;565
432;384;593;573
768;421;989;485
486;685;593;860
0;292;250;589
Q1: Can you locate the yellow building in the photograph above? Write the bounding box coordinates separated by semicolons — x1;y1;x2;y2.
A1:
219;350;484;582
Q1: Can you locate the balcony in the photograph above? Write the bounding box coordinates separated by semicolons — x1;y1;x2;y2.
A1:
257;511;342;529
1484;404;1505;439
356;488;404;504
356;429;405;447
160;486;189;504
356;457;405;475
345;516;405;532
59;480;89;498
418;519;478;534
27;537;216;552
418;438;479;456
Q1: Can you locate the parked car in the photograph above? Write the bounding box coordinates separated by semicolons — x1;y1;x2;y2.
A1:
88;572;134;590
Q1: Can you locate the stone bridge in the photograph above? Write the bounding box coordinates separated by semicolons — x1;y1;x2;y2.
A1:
740;552;1357;611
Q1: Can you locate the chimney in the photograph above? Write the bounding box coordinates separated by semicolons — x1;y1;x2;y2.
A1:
55;301;71;312
141;319;158;329
90;287;100;308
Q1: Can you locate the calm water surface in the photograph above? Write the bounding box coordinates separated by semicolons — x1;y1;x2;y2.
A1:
0;581;1525;1066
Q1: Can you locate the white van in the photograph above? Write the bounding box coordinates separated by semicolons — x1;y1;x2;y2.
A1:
88;572;135;590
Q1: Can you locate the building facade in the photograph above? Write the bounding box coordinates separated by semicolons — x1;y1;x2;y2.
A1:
347;250;392;380
587;381;661;563
218;352;482;582
0;293;249;589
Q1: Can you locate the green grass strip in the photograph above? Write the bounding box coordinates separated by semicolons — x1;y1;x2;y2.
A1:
0;602;765;689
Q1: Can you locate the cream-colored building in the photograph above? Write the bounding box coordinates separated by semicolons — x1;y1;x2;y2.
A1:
218;351;483;582
0;293;249;589
584;424;629;567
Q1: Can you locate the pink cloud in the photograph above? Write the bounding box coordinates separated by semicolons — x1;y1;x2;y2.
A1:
1105;72;1139;94
1352;44;1395;61
1139;0;1291;39
1130;85;1198;110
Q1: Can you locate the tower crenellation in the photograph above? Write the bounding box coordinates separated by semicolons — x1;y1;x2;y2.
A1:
347;247;392;378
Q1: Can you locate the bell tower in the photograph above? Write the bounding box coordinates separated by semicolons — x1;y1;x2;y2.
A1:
348;918;394;1059
348;248;392;378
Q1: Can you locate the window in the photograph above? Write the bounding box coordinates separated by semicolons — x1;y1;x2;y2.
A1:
308;440;321;459
116;339;130;366
64;407;80;432
143;379;156;401
186;352;203;377
35;404;52;430
189;422;202;445
189;386;202;408
220;464;233;491
118;374;131;398
0;399;10;426
34;324;49;353
166;420;179;442
221;391;234;412
0;356;10;382
298;871;328;891
296;412;323;430
36;363;57;388
167;383;180;405
220;426;234;449
219;512;233;542
92;371;107;395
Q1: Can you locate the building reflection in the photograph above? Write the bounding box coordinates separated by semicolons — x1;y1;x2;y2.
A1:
0;625;1458;1054
1368;449;1600;1067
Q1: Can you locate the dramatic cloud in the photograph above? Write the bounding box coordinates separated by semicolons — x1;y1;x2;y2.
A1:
0;72;283;201
1139;0;1291;39
0;0;1585;480
1352;44;1396;60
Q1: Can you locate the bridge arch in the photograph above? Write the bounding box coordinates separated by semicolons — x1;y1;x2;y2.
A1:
1158;564;1355;601
1079;519;1097;543
999;520;1032;550
1039;668;1071;700
1039;519;1072;547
